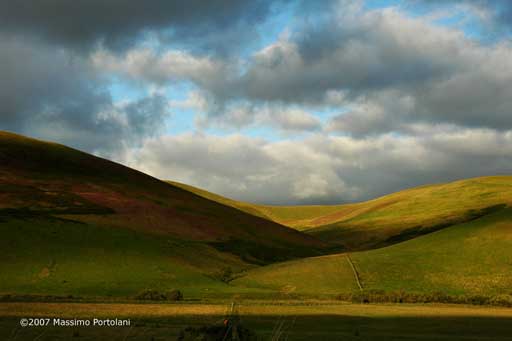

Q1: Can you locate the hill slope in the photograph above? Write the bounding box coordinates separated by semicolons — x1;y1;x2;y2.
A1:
0;131;328;298
306;176;512;250
168;180;344;228
233;207;512;297
170;176;512;250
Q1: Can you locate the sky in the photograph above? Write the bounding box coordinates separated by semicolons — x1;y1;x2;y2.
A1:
1;0;512;205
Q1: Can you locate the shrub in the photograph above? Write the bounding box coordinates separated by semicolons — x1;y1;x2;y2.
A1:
335;290;505;306
167;289;183;301
466;295;490;305
134;289;167;301
212;267;233;283
490;294;512;307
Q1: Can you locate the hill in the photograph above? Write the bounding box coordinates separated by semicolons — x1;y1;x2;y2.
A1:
233;207;512;297
171;176;512;250
168;181;344;228
0;131;328;298
305;176;512;250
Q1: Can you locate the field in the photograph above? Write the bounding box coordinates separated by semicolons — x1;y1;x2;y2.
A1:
233;208;512;298
233;253;359;295
1;302;512;340
0;216;256;299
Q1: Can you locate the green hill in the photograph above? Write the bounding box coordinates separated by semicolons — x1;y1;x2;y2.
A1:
171;176;512;250
0;131;328;299
306;176;512;250
233;207;512;297
168;180;344;228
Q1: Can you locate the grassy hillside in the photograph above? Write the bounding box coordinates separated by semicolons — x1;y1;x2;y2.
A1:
0;216;249;299
0;131;329;298
351;207;512;295
307;176;512;249
233;207;512;297
168;180;344;228
233;253;359;295
171;176;512;250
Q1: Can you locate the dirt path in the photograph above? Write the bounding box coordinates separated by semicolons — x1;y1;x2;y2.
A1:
346;254;363;291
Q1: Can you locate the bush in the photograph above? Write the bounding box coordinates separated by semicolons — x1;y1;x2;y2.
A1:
135;289;183;301
135;289;167;301
466;295;490;305
335;290;511;306
167;289;183;301
490;294;512;307
212;267;233;283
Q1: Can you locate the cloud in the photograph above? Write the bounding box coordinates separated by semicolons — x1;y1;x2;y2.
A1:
0;0;282;53
0;34;169;154
234;7;466;104
232;6;512;132
195;101;322;132
98;3;512;134
411;0;512;34
92;48;232;89
326;91;415;136
127;128;512;205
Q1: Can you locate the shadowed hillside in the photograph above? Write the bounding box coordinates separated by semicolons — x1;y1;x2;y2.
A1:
0;131;329;298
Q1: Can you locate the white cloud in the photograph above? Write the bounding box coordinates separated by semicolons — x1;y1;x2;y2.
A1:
124;127;512;204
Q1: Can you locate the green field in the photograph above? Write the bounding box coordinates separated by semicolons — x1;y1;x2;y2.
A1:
233;208;512;299
233;254;359;295
352;208;512;295
0;216;258;299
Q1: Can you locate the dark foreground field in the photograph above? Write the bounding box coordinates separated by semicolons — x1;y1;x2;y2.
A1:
1;302;512;340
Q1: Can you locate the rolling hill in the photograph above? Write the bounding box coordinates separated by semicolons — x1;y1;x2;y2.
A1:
3;130;512;301
305;176;512;250
234;207;512;297
171;176;512;250
0;131;328;298
167;180;345;228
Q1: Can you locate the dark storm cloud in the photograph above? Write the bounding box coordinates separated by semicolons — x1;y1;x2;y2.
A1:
0;34;169;154
0;0;281;53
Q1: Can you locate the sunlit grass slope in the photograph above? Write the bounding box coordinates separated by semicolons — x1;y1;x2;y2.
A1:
168;181;344;228
307;176;512;249
351;207;512;295
234;208;512;297
232;254;359;295
171;176;512;250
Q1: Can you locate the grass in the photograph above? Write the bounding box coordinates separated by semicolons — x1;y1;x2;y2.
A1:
0;216;262;299
351;207;512;295
233;254;359;295
2;302;512;340
234;208;512;298
168;181;346;228
0;130;329;271
171;176;512;250
307;176;512;249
